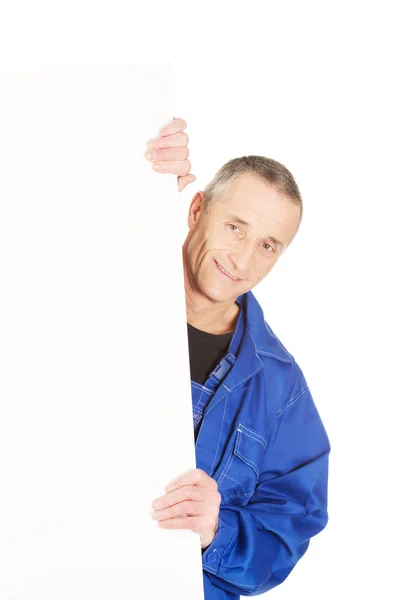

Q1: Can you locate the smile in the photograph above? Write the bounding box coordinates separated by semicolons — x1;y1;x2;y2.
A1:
214;260;241;281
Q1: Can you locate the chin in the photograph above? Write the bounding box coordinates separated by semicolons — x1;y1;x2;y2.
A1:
201;282;239;303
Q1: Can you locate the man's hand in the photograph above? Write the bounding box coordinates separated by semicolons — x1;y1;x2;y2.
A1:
151;468;221;550
145;117;196;192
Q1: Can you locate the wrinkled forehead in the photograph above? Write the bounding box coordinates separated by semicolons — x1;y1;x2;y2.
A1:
214;173;290;207
217;176;298;218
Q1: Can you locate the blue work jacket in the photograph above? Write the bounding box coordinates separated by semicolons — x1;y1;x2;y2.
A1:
191;290;330;599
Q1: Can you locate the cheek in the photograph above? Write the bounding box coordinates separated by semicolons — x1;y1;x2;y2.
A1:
255;259;276;280
210;231;234;251
189;236;213;270
196;231;224;255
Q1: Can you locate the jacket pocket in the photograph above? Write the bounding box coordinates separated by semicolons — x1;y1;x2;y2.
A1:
217;423;267;506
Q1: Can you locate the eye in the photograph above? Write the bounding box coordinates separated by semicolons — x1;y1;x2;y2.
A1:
228;224;239;231
262;242;274;252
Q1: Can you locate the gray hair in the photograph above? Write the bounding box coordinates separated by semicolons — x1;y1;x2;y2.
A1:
203;155;303;233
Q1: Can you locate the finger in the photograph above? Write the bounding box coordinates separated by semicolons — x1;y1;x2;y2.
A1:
158;117;187;137
178;174;196;193
152;485;204;510
157;515;199;531
165;468;217;493
145;146;189;163
152;500;203;521
152;159;191;176
147;132;189;150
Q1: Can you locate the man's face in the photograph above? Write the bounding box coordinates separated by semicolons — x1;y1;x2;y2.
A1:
184;172;301;304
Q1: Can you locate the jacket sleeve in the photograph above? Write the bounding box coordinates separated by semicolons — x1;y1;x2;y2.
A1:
201;368;331;597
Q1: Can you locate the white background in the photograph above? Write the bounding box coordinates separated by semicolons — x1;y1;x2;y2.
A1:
0;1;399;598
0;66;204;599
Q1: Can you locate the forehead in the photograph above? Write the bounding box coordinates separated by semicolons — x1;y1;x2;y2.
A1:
213;172;300;232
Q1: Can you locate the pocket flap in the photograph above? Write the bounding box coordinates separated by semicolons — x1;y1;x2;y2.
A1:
233;424;267;478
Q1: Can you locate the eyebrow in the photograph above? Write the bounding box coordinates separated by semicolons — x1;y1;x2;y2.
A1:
226;215;284;249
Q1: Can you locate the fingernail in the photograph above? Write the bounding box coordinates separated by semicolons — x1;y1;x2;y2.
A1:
145;151;156;161
159;117;175;131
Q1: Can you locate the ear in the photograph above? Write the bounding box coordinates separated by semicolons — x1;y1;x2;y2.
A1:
187;191;206;230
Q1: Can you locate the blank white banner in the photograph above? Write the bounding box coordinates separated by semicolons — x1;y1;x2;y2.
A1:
0;64;204;599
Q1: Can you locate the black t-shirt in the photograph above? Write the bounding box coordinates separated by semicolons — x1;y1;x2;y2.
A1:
187;322;234;385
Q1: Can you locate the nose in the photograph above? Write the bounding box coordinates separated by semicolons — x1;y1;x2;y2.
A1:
228;238;254;273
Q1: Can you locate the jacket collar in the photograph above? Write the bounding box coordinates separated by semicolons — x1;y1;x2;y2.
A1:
236;290;294;365
204;289;293;411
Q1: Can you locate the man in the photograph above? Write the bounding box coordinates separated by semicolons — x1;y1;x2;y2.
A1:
145;118;330;599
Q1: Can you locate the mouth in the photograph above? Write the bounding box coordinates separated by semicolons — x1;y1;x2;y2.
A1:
214;259;242;282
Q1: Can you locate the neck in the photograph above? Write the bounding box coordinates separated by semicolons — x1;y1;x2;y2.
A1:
185;291;239;335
